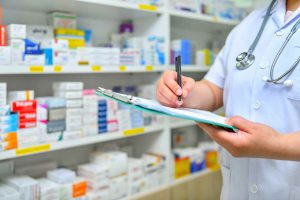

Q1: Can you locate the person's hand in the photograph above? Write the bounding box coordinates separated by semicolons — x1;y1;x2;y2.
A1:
197;116;285;158
156;70;195;107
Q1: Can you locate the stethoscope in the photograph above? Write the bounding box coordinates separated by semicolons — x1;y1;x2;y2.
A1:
236;0;300;87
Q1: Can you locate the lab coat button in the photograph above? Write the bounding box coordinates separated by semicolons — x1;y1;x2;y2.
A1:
250;184;258;194
259;61;268;69
253;100;261;110
276;29;285;36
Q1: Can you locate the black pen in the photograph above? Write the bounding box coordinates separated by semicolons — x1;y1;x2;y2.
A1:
175;56;182;101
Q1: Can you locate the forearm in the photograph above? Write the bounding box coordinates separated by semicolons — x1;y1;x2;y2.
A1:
182;79;223;111
275;132;300;161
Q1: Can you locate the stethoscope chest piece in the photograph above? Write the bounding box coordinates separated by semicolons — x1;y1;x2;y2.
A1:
236;52;255;70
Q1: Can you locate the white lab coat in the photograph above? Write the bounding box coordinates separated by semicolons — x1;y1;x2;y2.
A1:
205;0;300;199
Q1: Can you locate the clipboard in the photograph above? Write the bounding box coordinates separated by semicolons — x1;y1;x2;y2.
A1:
96;87;238;133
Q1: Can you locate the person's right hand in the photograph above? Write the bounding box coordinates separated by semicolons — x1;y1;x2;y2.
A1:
156;70;195;107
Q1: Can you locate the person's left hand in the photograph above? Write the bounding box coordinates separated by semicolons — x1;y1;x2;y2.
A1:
197;116;285;158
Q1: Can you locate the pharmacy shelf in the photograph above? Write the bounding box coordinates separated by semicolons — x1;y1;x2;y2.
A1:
0;65;166;75
0;125;164;161
170;120;196;129
172;169;212;186
76;0;164;14
170;10;239;26
129;169;212;199
3;0;163;20
170;65;210;73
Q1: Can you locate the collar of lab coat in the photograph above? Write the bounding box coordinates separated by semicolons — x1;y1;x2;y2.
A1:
260;0;300;30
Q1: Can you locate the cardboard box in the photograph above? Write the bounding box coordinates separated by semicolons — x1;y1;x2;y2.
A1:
53;82;83;91
7;24;26;39
8;39;25;64
66;99;82;108
0;26;7;46
26;25;53;42
11;100;37;112
48;12;77;29
48;108;66;121
54;91;82;99
9;91;34;102
0;47;11;65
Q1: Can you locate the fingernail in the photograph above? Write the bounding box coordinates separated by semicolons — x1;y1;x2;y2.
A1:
176;89;182;95
177;100;183;106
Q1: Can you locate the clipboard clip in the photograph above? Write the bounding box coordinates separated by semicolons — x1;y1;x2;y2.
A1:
97;87;134;104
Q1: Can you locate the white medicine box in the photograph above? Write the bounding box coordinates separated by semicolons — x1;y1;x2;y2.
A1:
7;24;26;39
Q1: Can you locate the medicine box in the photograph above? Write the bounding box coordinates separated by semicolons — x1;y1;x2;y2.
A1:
0;184;20;200
9;91;34;102
54;91;83;99
66;99;82;108
5;176;39;200
7;24;26;39
26;25;53;42
37;97;66;109
0;47;11;65
48;12;77;29
8;39;25;64
47;168;76;184
53;82;84;91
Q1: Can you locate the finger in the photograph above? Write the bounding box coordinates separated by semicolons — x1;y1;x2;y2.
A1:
156;91;178;108
158;83;181;105
197;123;237;145
226;116;255;133
182;76;195;98
163;74;182;96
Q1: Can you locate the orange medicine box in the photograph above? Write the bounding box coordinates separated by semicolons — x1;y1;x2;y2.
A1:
0;132;17;142
205;150;220;170
0;140;18;150
72;178;87;198
174;157;191;179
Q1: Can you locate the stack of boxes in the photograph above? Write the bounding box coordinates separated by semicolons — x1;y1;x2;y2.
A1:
0;184;20;200
90;151;128;199
97;97;107;134
77;163;110;199
47;168;87;200
37;97;66;143
171;39;192;65
143;153;166;189
0;83;18;152
106;98;119;133
54;28;85;49
77;47;120;66
37;178;60;200
127;158;146;195
53;82;83;135
82;90;98;136
4;176;39;200
7;24;26;65
9;90;38;148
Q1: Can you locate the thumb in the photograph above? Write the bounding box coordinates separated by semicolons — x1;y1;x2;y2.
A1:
226;116;255;132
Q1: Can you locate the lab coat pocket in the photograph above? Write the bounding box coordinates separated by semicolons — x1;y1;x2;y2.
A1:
220;166;231;200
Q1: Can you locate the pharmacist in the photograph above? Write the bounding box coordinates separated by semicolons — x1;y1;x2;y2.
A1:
156;0;300;199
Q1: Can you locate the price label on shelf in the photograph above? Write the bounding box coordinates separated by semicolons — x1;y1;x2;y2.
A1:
54;66;62;72
139;4;157;11
123;127;145;136
119;66;127;71
212;16;218;22
145;65;154;71
92;65;102;72
29;66;44;73
16;144;51;156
